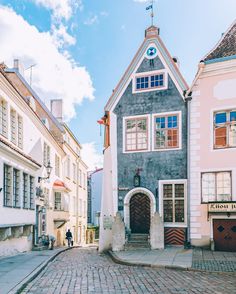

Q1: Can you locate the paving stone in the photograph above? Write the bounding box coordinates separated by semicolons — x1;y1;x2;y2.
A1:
21;248;236;294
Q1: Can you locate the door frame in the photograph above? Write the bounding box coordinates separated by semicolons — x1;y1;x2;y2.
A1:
124;187;156;230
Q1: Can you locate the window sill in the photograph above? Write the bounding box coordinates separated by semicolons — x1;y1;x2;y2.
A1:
164;223;187;228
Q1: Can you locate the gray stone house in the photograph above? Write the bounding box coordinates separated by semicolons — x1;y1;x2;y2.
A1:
99;26;189;251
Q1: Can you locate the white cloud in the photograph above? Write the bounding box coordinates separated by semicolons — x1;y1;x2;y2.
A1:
0;6;94;120
81;142;103;171
84;15;98;26
51;24;76;48
32;0;82;21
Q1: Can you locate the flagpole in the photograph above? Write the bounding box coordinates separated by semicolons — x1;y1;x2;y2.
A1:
151;0;154;26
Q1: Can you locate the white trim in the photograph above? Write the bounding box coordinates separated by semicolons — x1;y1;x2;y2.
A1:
210;105;236;152
122;114;151;153
159;179;187;228
152;111;182;152
123;187;156;230
109;38;187;112
132;69;168;94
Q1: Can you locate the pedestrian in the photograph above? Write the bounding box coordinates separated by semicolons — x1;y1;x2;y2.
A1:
65;229;72;247
48;235;56;250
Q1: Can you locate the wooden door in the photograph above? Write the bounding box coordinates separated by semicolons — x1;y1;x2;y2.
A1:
130;193;150;234
213;219;236;252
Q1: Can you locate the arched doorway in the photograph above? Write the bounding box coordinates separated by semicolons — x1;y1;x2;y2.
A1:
130;193;150;234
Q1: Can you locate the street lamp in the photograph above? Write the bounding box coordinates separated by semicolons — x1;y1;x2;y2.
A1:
38;161;53;183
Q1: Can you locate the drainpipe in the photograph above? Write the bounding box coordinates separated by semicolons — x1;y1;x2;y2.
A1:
75;157;80;244
185;94;192;248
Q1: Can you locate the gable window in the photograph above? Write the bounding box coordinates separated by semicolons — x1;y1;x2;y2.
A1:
162;182;186;224
154;113;180;150
133;70;167;93
10;109;17;145
18;115;23;149
214;110;236;148
202;171;231;203
55;154;60;177
125;116;148;151
0;98;7;137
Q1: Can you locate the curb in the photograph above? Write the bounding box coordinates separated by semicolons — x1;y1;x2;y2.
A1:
107;251;236;275
9;246;76;294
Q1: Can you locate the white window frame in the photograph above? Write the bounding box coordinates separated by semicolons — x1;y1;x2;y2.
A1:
132;69;168;94
152;111;182;151
123;114;151;153
201;171;232;203
0;97;8;137
159;179;187;228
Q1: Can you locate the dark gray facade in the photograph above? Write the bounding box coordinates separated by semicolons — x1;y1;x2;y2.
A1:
113;56;187;212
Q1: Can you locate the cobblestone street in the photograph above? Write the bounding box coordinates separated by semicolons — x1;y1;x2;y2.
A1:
21;248;236;294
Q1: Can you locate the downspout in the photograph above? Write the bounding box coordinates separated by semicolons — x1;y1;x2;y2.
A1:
185;62;205;248
75;156;80;244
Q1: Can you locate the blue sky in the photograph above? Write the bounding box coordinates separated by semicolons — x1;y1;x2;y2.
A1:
0;0;235;169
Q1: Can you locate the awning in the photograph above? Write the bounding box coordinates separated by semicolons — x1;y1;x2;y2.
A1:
53;180;71;192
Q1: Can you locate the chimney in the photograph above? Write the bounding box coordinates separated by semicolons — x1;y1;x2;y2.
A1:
145;26;160;38
51;99;63;122
13;59;24;76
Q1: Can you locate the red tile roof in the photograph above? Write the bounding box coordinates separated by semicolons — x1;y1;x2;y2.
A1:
204;20;236;61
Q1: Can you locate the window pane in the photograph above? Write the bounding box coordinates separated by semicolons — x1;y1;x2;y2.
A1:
164;200;173;222
230;111;236;121
155;130;166;148
215;112;226;124
202;173;216;202
163;184;172;198
175;200;185;222
167;129;178;147
216;172;231;201
215;127;227;147
229;123;236;147
175;184;184;198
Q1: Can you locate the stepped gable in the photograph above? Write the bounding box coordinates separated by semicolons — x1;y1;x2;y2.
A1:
204;20;236;61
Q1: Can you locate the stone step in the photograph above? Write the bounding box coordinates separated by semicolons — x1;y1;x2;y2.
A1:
125;242;150;250
129;234;149;241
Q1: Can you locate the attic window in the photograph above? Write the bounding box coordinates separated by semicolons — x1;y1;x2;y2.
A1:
133;70;167;93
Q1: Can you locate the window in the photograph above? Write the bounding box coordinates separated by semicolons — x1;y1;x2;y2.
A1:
214;110;236;148
23;173;29;209
55;154;60;177
163;183;186;223
125;117;148;151
43;142;50;166
83;200;86;217
66;156;70;178
17;115;23;149
54;192;62;210
79;199;82;216
83;173;86;189
135;73;165;91
202;171;231;203
13;168;20;208
73;163;76;182
78;169;82;186
10;109;17;144
154;114;179;149
0;98;7;137
29;176;35;209
3;164;11;207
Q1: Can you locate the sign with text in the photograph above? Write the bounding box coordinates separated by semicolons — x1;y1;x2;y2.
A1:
208;202;236;213
103;216;113;230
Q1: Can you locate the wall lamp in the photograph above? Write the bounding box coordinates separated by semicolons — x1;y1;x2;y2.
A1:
38;161;52;183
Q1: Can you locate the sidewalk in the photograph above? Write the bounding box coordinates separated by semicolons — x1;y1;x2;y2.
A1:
0;247;69;294
109;246;236;273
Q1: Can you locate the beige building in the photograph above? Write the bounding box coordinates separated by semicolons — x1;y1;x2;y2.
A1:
0;60;88;256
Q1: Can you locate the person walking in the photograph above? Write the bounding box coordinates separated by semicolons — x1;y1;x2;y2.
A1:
66;229;72;247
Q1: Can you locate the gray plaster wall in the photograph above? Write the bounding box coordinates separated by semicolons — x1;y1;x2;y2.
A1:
113;57;187;211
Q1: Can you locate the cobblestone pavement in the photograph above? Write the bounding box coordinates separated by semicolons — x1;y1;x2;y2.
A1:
21;248;236;294
192;248;236;272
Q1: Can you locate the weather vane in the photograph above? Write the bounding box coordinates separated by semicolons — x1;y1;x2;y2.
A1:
146;0;155;26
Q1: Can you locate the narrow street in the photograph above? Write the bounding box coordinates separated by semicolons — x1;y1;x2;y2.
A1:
21;248;236;294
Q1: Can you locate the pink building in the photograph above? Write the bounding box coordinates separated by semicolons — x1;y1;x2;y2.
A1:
189;21;236;251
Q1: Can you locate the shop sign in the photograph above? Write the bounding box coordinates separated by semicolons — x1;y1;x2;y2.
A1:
208;202;236;213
